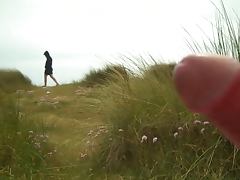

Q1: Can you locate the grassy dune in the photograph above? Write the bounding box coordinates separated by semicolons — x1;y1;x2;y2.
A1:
0;61;239;180
0;70;32;93
0;71;106;179
92;61;239;179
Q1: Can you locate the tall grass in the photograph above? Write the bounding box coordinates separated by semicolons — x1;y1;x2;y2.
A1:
88;2;240;176
185;0;240;61
0;72;55;179
85;56;240;179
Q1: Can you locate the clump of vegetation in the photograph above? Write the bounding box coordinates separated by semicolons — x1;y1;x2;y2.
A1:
185;0;240;60
0;69;32;93
91;59;239;179
79;64;129;87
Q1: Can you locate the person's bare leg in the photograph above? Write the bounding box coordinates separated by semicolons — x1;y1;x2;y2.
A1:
43;73;47;87
50;74;59;86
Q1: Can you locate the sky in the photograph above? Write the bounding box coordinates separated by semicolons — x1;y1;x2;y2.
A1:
0;0;239;85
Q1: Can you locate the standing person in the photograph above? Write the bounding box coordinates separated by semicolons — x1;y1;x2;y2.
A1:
43;51;59;87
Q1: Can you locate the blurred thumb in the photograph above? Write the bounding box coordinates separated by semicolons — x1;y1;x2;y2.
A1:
173;55;240;147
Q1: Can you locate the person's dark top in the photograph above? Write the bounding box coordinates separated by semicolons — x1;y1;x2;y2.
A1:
45;57;53;71
44;53;53;75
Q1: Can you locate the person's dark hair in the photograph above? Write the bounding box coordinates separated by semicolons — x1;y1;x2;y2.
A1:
44;51;50;57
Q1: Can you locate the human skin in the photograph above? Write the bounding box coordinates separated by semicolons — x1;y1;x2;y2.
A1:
173;55;240;147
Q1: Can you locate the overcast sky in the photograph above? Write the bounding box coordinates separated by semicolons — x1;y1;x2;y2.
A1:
0;0;239;85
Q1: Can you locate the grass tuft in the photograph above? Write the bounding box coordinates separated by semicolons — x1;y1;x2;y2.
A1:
185;0;240;61
78;64;129;87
